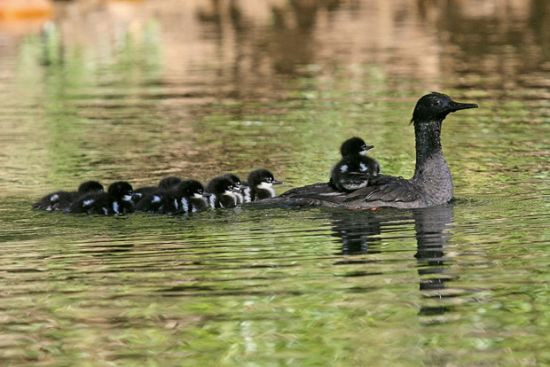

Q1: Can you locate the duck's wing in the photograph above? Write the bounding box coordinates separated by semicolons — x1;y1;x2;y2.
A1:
343;175;421;203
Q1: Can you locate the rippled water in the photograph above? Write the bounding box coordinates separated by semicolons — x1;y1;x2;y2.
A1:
0;0;549;365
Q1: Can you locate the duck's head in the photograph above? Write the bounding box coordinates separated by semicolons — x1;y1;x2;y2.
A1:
78;180;104;194
411;92;478;124
207;176;236;196
222;173;242;188
158;176;182;190
108;181;134;202
340;137;374;157
248;169;282;188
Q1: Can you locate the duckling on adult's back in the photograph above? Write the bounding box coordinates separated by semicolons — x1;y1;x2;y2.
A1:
263;92;478;210
329;137;379;192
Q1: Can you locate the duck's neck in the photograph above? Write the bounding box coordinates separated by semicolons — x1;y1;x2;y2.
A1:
412;120;453;204
413;120;443;176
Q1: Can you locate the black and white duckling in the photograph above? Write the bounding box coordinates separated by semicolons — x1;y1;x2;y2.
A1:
206;176;240;209
136;180;209;215
33;180;104;211
248;169;282;201
329;137;380;192
222;173;251;204
132;176;182;204
68;181;134;215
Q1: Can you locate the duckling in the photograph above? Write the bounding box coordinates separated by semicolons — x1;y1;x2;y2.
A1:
68;181;134;215
206;176;239;208
329;137;380;192
136;180;209;215
248;169;282;201
222;173;248;204
132;176;182;204
33;180;104;211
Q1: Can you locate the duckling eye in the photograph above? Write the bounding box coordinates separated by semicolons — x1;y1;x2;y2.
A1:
433;100;441;106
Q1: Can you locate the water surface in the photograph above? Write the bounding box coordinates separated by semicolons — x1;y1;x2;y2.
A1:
0;0;549;366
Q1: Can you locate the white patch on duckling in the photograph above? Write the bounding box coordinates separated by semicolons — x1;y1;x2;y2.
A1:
50;194;59;202
122;195;133;202
233;190;244;204
83;199;95;207
181;198;189;213
257;182;275;197
359;163;367;172
173;199;179;211
340;165;348;173
222;190;238;208
152;195;161;203
208;194;216;208
112;201;120;214
243;186;251;202
102;207;109;215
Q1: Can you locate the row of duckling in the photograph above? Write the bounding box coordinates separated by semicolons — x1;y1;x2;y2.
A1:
33;169;281;216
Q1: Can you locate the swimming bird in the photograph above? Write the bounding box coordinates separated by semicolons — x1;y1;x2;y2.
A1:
329;137;380;192
222;173;248;204
132;176;182;205
206;176;240;208
68;181;134;215
136;179;209;215
33;180;104;211
247;169;282;201
262;92;477;209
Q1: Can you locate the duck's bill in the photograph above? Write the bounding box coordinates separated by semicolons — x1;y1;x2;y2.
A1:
450;101;478;111
272;180;283;185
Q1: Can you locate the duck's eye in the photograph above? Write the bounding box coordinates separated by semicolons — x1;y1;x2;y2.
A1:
433;100;441;106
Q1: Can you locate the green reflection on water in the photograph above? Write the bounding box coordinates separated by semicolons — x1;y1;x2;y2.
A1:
0;0;549;366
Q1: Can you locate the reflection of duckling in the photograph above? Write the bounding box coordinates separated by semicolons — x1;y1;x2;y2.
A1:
329;137;380;192
68;181;134;215
247;169;282;201
33;181;104;211
132;176;182;205
206;176;239;208
136;180;209;215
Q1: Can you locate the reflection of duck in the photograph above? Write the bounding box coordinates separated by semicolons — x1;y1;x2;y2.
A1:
329;210;382;255
413;205;455;316
264;93;477;210
329;204;454;315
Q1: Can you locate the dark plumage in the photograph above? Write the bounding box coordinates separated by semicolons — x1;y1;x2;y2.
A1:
248;169;282;201
68;181;134;215
33;180;104;211
132;176;182;204
222;173;247;204
329;137;380;192
261;92;478;209
206;176;240;208
136;180;209;215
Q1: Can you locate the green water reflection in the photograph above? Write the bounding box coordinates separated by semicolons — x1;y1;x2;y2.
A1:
0;0;549;366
